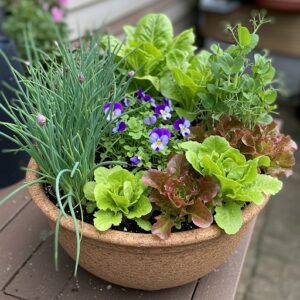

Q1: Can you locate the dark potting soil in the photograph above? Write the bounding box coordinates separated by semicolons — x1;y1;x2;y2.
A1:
44;183;199;234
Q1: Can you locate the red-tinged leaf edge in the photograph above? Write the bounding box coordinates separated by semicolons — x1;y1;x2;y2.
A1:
151;214;174;240
186;200;213;228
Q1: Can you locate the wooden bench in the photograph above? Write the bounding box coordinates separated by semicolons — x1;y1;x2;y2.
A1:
0;181;255;300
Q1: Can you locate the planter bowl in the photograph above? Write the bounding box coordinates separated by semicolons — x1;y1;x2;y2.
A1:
26;159;268;290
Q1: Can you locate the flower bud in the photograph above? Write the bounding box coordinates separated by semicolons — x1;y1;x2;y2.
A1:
128;70;135;77
78;72;84;83
37;114;46;126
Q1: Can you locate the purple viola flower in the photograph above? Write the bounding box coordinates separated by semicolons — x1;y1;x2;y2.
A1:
103;102;124;121
130;156;141;166
163;98;173;111
173;117;191;137
137;88;151;102
150;98;156;107
144;115;157;126
149;128;172;151
36;113;46;126
143;93;151;102
112;121;126;134
137;88;144;101
122;98;130;107
155;104;172;121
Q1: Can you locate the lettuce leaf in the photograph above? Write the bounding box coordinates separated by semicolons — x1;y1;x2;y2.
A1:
181;135;283;234
134;13;173;51
215;202;243;234
84;166;152;231
142;154;217;239
211;116;298;177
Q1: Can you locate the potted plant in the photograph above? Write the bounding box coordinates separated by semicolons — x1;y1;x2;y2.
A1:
0;13;297;290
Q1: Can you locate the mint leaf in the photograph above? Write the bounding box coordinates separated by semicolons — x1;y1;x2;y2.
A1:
215;202;243;234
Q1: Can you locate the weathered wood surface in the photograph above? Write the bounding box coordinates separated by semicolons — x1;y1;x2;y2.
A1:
0;182;255;300
0;181;30;232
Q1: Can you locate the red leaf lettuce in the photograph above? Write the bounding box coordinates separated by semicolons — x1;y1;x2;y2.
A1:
142;154;219;239
190;115;297;177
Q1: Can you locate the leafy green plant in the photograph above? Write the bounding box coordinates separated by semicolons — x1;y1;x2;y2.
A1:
99;91;187;170
84;166;152;231
101;14;197;117
0;33;132;273
190;115;297;177
142;154;218;239
102;13;277;126
181;136;282;234
2;0;68;61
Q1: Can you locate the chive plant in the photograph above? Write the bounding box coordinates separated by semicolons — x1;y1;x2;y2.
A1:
0;34;132;275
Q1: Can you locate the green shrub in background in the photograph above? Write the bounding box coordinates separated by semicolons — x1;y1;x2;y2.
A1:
1;0;68;61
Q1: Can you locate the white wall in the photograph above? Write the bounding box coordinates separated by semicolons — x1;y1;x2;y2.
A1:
65;0;195;40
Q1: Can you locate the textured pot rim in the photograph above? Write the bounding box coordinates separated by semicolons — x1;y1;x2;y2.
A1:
26;158;269;248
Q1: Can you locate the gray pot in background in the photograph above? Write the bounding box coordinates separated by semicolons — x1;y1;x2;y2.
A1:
0;6;29;188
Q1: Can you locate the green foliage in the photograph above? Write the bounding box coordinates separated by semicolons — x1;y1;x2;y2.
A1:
214;202;243;235
84;166;152;231
0;33;133;207
101;13;197;115
142;154;218;239
2;0;68;61
191;115;297;177
0;33;133;274
181;136;282;234
102;13;277;127
99;96;184;170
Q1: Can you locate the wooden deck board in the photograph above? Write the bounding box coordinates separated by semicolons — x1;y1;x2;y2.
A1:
56;269;197;300
0;201;51;290
5;237;73;300
0;184;254;300
0;291;21;299
0;181;30;232
192;221;255;300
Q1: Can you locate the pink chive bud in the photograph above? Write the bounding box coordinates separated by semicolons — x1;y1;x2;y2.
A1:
37;114;46;126
128;70;135;77
78;72;84;83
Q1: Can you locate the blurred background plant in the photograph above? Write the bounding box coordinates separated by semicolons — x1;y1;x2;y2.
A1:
0;0;68;61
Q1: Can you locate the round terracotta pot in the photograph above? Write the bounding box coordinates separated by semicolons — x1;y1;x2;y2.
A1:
26;159;268;290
